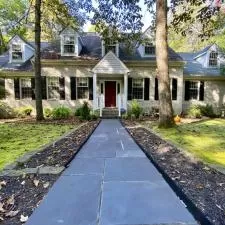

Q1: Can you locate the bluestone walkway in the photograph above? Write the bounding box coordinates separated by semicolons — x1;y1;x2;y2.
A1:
26;119;197;225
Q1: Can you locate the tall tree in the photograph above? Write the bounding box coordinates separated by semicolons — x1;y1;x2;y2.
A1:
156;0;174;127
34;0;43;120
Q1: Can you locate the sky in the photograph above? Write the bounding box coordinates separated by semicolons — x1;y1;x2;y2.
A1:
83;0;153;32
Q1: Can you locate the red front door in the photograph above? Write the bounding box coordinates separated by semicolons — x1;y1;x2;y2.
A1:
105;81;116;107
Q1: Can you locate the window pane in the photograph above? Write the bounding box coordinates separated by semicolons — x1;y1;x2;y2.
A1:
64;36;75;44
21;78;32;99
189;81;198;100
77;78;88;87
12;44;22;51
209;51;218;66
132;79;143;99
77;87;88;99
105;45;116;54
64;44;74;53
145;43;155;55
48;77;60;99
12;52;22;60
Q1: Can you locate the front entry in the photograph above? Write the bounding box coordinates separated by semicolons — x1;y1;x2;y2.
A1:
105;81;116;107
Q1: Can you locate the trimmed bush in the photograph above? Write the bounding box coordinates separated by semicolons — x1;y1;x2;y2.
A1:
15;106;33;118
79;101;91;120
74;107;82;117
199;104;215;118
44;108;53;118
130;99;143;119
188;105;202;118
0;102;16;119
52;106;71;119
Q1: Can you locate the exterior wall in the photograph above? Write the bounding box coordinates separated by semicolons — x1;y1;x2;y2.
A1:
127;66;184;115
183;80;225;114
3;64;184;115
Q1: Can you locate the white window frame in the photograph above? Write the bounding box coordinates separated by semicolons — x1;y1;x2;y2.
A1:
47;77;60;100
132;78;144;100
208;51;218;67
61;34;76;56
144;43;155;56
102;40;119;57
11;43;24;62
189;81;199;100
20;78;32;99
77;77;89;100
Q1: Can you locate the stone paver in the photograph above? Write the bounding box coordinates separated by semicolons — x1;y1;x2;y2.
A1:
26;119;197;225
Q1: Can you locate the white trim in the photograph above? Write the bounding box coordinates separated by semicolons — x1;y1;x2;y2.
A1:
101;40;119;57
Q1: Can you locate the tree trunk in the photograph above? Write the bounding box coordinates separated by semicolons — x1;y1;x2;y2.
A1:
156;0;174;128
34;0;44;121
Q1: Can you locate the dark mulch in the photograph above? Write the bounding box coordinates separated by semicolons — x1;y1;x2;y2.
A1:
16;120;100;169
0;120;100;225
0;174;59;225
122;120;225;225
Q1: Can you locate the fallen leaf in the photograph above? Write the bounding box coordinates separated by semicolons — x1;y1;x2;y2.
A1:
0;181;6;190
0;202;5;212
5;210;19;217
0;216;4;221
6;195;15;205
20;214;29;223
33;179;39;187
43;182;50;189
21;181;26;185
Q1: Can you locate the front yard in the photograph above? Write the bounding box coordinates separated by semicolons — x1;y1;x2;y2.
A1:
0;123;75;170
142;119;225;167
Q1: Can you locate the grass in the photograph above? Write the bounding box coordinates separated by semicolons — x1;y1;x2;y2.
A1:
0;123;76;170
142;119;225;167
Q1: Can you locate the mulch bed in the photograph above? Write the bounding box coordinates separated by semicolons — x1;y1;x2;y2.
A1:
122;120;225;225
16;120;99;169
0;119;100;225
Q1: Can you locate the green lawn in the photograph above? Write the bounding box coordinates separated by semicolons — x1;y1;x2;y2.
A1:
142;119;225;167
0;123;75;170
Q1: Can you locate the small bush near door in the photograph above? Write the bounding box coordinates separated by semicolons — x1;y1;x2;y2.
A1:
52;106;71;119
188;104;216;119
130;99;143;119
15;106;33;118
74;101;92;120
0;102;16;119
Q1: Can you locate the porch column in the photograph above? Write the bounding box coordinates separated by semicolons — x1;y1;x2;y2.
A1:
93;73;97;110
124;73;128;110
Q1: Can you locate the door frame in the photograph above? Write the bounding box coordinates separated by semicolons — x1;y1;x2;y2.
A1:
100;79;122;108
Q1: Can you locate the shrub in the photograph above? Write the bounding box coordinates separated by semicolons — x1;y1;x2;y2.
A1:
79;101;91;120
15;106;33;117
52;106;71;119
130;99;143;119
74;107;82;117
188;105;202;118
199;104;215;118
44;108;53;118
0;102;16;119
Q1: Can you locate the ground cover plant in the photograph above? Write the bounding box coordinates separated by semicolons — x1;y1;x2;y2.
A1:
141;119;225;167
0;123;75;170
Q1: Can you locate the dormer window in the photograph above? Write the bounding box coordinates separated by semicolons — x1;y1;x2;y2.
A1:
209;51;218;67
103;40;119;57
12;44;23;61
63;35;75;54
144;43;155;55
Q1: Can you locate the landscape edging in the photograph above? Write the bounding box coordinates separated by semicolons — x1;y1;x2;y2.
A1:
120;119;212;225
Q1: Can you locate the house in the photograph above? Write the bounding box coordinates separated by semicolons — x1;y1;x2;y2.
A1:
0;27;224;116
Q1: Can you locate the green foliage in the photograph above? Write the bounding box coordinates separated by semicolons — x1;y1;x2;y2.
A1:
0;123;74;170
0;102;16;119
188;105;202;118
52;106;71;120
130;100;143;119
74;107;82;117
188;104;215;118
44;108;53;118
79;101;91;120
15;106;33;117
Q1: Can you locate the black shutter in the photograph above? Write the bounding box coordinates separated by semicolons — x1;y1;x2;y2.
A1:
128;78;132;100
184;81;190;101
31;78;35;100
42;76;47;100
59;77;65;100
0;78;5;99
144;78;150;100
70;77;76;100
172;78;177;100
199;81;204;101
154;78;159;100
14;78;20;100
89;77;93;100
